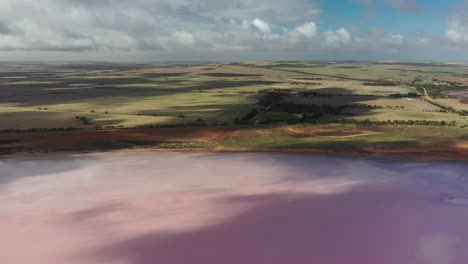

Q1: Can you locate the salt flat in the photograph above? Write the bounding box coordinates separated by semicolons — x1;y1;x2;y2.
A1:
1;152;468;264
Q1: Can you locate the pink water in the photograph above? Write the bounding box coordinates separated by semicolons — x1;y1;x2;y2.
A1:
1;152;468;264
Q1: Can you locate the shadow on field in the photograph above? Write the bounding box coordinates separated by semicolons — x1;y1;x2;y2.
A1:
257;63;375;81
185;80;281;91
201;73;263;77
304;87;369;95
143;73;188;78
269;87;383;119
0;77;280;107
136;101;257;118
84;185;458;264
0;111;128;129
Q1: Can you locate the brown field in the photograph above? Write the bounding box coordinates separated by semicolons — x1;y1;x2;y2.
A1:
1;61;468;130
1;61;468;157
2;124;468;161
0;127;239;155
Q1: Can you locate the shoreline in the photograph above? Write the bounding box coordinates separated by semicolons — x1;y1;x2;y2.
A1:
3;146;468;264
1;125;468;162
2;145;468;163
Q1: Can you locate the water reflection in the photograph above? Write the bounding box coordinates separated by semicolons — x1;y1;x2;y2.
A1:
1;152;468;264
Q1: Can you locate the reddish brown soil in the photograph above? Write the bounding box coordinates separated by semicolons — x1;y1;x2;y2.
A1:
1;126;468;162
0;127;239;155
460;97;468;105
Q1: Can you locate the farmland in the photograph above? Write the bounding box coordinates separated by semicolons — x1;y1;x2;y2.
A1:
1;61;468;158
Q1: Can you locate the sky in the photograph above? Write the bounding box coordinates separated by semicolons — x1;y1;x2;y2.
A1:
0;0;468;62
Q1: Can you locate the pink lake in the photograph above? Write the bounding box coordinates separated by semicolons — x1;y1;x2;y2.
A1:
1;152;468;264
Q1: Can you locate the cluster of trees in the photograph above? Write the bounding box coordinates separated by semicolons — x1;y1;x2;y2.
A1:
363;80;399;86
424;99;468;116
75;116;93;125
385;106;406;110
0;127;82;133
413;79;462;98
349;104;383;109
389;92;420;98
290;81;321;85
134;122;229;129
94;125;125;130
301;77;323;81
271;103;382;116
256;89;289;107
303;118;457;127
270;103;347;115
234;109;258;125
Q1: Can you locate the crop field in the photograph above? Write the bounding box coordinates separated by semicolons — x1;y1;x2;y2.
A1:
432;98;468;113
217;124;468;152
266;62;468;82
0;63;280;129
0;61;468;132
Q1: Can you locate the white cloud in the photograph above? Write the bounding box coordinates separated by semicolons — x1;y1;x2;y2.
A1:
0;0;464;61
446;17;468;45
252;18;271;34
172;31;196;46
0;0;323;55
413;36;433;46
324;28;351;46
386;34;404;46
294;22;318;38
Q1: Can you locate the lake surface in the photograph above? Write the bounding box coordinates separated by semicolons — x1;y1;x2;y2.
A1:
1;152;468;264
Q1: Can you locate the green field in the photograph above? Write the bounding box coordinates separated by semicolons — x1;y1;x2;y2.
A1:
1;61;468;131
218;124;467;152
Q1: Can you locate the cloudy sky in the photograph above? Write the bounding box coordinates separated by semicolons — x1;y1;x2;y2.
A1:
0;0;468;62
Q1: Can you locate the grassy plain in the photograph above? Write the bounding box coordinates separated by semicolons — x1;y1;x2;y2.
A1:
1;61;468;157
